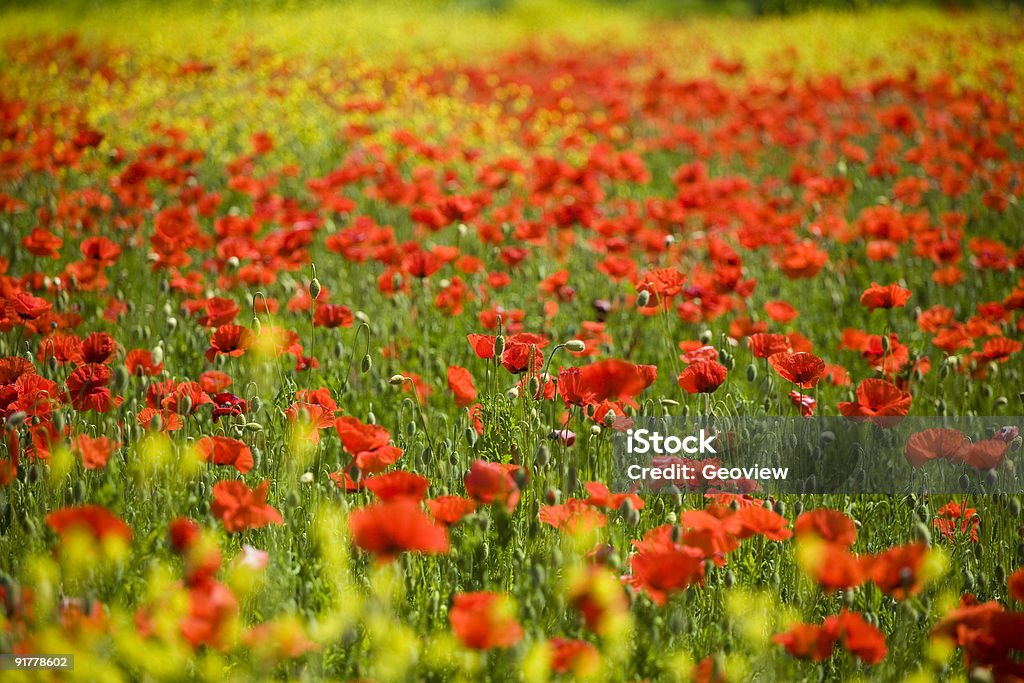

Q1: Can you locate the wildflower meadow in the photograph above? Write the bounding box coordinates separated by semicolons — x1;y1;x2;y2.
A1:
0;1;1023;680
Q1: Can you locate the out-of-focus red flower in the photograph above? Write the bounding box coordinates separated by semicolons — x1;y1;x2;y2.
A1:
465;460;522;511
363;470;430;501
46;505;132;543
210;480;283;532
447;365;477;408
449;591;523;650
73;434;118;470
860;282;912;310
196;436;254;474
426;495;477;526
349;498;449;562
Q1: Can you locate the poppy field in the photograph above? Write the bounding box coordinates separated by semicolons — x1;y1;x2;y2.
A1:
1;3;1024;681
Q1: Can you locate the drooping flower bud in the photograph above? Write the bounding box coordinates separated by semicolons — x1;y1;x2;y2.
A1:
564;339;586;353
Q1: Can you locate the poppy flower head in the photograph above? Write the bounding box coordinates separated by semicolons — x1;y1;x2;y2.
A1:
678;360;728;394
349;498;449;562
449;591;523;650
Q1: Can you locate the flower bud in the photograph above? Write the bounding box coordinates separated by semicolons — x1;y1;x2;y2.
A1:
636;290;650;307
564;339;586;353
389;375;407;386
360;354;372;373
493;335;505;358
309;278;321;300
5;411;27;429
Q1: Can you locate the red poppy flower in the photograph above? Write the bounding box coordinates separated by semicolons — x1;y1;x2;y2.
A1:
953;439;1009;470
426;495;477;525
4;292;52;323
211;392;247;421
46;504;132;543
449;591;523;650
776;241;828;279
837;378;911;422
1009;568;1024;602
575;359;657;406
748;333;790;359
627;541;706;606
180;578;239;651
65;363;122;413
125;349;163;376
727;505;793;541
540;499;607;535
795;509;857;548
363;471;430;501
548;638;600;676
933;500;979;542
80;332;118;364
73;434;118;470
465;460;521;511
313;303;354;328
335;416;391;454
768;352;825;388
205;324;254;362
22;227;63;258
210;480;284;532
193;297;240;327
161;381;212;415
447;365;477;408
678;361;727;394
860;282;912;310
349;499;449;561
869;542;928;599
196;436;254;474
903;428;968;468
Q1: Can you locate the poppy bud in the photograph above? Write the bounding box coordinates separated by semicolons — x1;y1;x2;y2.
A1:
150;412;163;432
699;329;712;344
244;422;263;433
113;365;129;393
309;278;321;300
179;396;192;415
493;335;505;358
603;410;616;427
724;569;735;588
253;317;262;336
670;524;683;544
360;354;372;373
227;256;240;270
745;363;757;382
4;411;26;429
528;375;540;396
534;444;550;468
285;491;300;508
367;410;376;424
389;375;407;386
564;339;586;353
464;427;476;446
506;386;520;400
152;345;164;366
914;522;932;545
636;290;650;307
405;421;417;438
300;472;314;484
167;316;177;331
995;396;1009;410
1011;498;1022;516
545;488;559;505
566;466;578;493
